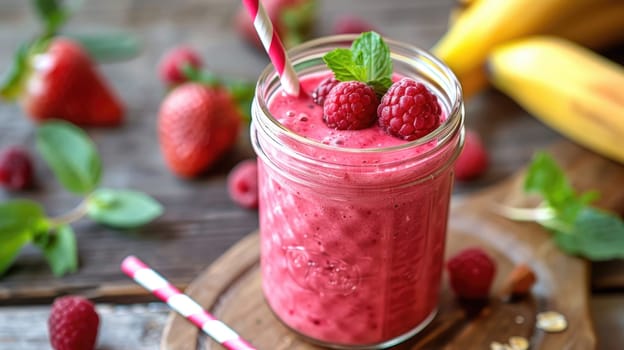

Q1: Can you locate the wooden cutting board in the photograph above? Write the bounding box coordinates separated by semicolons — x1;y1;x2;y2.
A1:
162;142;624;350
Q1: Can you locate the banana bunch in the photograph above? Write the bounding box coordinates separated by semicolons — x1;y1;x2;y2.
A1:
488;37;624;164
437;0;624;98
433;0;624;164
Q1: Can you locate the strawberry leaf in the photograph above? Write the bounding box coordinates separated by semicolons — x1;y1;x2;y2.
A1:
224;79;255;123
31;0;70;36
63;32;140;62
0;44;31;101
86;188;163;229
36;120;102;194
0;200;47;276
0;200;46;239
0;230;32;277
35;225;78;276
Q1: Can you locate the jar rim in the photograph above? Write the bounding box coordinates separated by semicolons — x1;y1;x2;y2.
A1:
254;34;464;155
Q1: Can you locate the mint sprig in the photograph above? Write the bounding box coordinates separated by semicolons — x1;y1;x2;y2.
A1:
0;120;162;277
500;152;624;261
322;31;393;96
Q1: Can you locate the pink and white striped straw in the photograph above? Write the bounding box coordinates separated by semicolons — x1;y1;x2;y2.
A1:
242;0;301;96
121;256;256;350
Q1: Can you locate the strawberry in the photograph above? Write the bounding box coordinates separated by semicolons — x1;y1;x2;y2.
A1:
158;45;203;86
1;38;123;126
158;83;242;178
48;295;100;350
235;0;317;50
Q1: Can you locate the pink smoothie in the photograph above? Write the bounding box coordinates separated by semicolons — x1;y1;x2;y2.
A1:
258;72;458;347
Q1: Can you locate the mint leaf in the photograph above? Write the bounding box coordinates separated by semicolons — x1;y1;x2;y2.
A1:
36;120;102;194
322;32;393;94
518;152;624;261
368;77;393;97
0;200;46;239
0;230;32;276
36;225;78;276
555;207;624;260
63;32;140;62
87;189;163;228
352;32;392;82
524;152;576;208
323;49;367;82
31;0;70;36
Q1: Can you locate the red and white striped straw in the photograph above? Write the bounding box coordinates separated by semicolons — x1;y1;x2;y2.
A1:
121;256;256;350
242;0;301;96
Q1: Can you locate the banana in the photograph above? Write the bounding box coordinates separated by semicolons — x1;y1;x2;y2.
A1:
487;36;624;164
448;0;478;27
550;2;624;50
449;1;624;100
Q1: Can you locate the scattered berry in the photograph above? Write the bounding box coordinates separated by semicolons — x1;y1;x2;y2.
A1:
235;0;316;49
323;81;378;130
454;129;489;181
158;83;242;178
228;159;259;209
446;247;496;299
23;38;124;126
158;45;203;85
377;78;442;141
0;147;34;191
312;76;339;106
333;15;376;35
502;264;536;296
48;295;100;350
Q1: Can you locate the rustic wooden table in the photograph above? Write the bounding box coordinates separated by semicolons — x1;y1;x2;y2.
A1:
0;0;623;349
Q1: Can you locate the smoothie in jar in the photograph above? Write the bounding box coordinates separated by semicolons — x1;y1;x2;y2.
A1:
251;33;464;349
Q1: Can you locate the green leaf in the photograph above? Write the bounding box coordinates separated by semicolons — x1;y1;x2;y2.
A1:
524;152;576;208
368;77;393;97
225;79;256;123
322;49;367;82
87;188;163;228
0;230;32;277
555;207;624;260
36;225;78;276
0;44;31;101
0;200;46;239
36;120;102;194
63;32;140;63
351;31;392;83
31;0;70;36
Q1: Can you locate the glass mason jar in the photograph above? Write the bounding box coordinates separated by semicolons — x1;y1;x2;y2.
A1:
250;35;464;349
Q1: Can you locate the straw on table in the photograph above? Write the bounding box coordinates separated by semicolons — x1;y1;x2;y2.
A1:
121;256;256;350
242;0;301;96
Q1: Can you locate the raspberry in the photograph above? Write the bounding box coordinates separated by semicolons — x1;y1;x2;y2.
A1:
312;77;339;106
446;247;496;299
377;78;442;140
333;15;377;35
0;146;34;191
323;81;378;130
454;129;489;181
158;46;203;85
228;159;259;209
48;296;100;350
